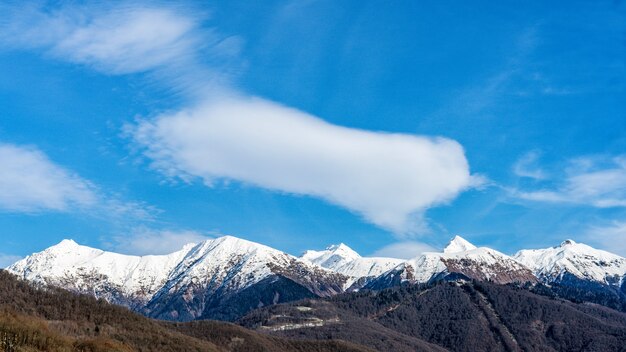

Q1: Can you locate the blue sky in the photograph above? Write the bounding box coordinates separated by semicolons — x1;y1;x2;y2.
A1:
0;0;625;264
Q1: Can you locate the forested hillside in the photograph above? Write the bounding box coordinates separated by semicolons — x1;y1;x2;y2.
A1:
2;268;626;352
241;281;626;352
0;270;371;352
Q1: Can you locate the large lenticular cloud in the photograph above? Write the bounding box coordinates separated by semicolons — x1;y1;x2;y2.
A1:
130;96;475;234
1;3;478;234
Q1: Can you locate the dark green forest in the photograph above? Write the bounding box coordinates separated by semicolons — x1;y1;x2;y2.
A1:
241;281;626;352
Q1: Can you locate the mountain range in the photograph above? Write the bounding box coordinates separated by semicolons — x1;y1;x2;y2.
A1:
7;235;626;321
5;263;626;352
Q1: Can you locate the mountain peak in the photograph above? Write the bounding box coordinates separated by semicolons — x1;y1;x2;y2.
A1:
325;243;360;258
443;235;477;254
47;239;99;254
55;239;79;247
514;240;626;285
209;235;267;250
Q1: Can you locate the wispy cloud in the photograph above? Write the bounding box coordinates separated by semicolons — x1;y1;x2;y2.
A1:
512;155;626;208
371;241;437;259
0;4;202;73
1;3;480;236
104;227;213;255
0;253;23;268
0;142;157;221
0;143;97;212
584;221;626;256
512;150;547;180
128;96;478;235
0;3;241;94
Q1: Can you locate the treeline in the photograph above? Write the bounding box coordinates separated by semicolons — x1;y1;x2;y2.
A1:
241;280;626;352
529;274;626;313
0;271;371;352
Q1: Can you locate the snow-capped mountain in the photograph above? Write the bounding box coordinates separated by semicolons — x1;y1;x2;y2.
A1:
442;235;476;253
300;243;403;286
8;234;626;321
7;239;193;309
514;239;626;286
367;236;536;289
7;236;349;321
514;239;626;312
144;236;348;321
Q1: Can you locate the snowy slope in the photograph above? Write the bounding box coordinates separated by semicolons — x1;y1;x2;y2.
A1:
11;234;626;321
411;236;535;283
443;235;476;253
369;236;536;288
8;236;349;321
145;235;349;320
7;239;193;308
514;239;626;285
300;243;403;279
152;236;345;300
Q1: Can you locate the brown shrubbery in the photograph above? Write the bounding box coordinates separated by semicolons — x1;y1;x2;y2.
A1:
0;270;370;352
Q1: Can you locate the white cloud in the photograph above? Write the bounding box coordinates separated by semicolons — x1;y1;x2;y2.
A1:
1;3;479;236
51;8;198;74
0;142;157;221
0;3;241;94
584;221;626;256
0;143;97;212
1;5;198;74
371;241;437;259
128;96;477;234
513;151;547;179
106;227;212;255
0;254;22;268
513;155;626;208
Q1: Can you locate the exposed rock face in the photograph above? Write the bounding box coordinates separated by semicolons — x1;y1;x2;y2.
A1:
8;234;626;321
514;239;626;311
300;243;404;289
8;236;350;321
6;239;192;310
367;236;537;289
514;239;626;286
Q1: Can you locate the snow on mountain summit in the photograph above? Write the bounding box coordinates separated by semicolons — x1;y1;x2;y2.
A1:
514;240;626;285
10;234;626;322
300;243;403;280
7;239;193;309
158;235;297;297
143;235;350;320
8;235;351;321
370;235;536;288
443;235;477;253
301;243;360;268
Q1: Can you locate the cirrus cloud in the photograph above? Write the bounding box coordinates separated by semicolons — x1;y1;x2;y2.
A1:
371;241;437;259
105;227;213;255
513;150;547;180
0;143;97;212
1;4;199;74
584;221;626;257
0;142;157;222
513;155;626;208
0;253;23;269
0;3;241;94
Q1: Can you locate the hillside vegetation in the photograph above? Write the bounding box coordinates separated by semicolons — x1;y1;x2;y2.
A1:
241;281;626;352
0;271;370;352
